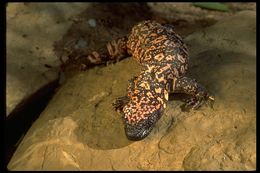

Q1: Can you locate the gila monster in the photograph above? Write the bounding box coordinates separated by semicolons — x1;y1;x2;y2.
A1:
86;20;214;141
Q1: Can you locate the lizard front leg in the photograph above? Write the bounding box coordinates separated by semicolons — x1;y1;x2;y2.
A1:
170;76;214;111
112;76;137;113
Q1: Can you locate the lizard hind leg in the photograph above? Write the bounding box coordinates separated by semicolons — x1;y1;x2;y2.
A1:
87;36;129;65
171;76;214;111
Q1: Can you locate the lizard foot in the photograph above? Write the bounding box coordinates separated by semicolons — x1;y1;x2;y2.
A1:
112;96;130;113
181;94;215;112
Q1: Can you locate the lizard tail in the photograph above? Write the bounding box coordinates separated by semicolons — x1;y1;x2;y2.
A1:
86;36;129;64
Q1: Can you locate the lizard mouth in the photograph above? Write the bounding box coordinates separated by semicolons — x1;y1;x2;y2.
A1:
124;123;154;141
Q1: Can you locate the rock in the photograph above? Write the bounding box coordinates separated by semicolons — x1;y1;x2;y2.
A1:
7;11;256;170
147;3;256;37
147;2;256;22
6;3;90;116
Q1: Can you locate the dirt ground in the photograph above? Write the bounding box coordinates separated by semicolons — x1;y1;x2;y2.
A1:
7;3;256;171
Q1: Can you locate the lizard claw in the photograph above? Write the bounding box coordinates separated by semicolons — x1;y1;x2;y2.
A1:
206;95;215;109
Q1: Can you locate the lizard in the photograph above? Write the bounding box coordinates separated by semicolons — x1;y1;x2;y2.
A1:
85;20;214;140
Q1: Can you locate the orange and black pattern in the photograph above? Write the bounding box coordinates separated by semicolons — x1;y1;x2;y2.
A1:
88;20;214;140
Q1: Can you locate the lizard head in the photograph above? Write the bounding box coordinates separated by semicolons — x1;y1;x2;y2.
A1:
122;100;163;141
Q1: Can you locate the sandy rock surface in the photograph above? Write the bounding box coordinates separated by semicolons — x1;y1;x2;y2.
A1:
7;10;256;171
6;3;90;116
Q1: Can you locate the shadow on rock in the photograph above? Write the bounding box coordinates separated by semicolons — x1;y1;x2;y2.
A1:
53;2;152;73
73;102;135;150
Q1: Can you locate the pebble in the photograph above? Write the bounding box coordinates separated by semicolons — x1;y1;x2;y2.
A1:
88;18;96;27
